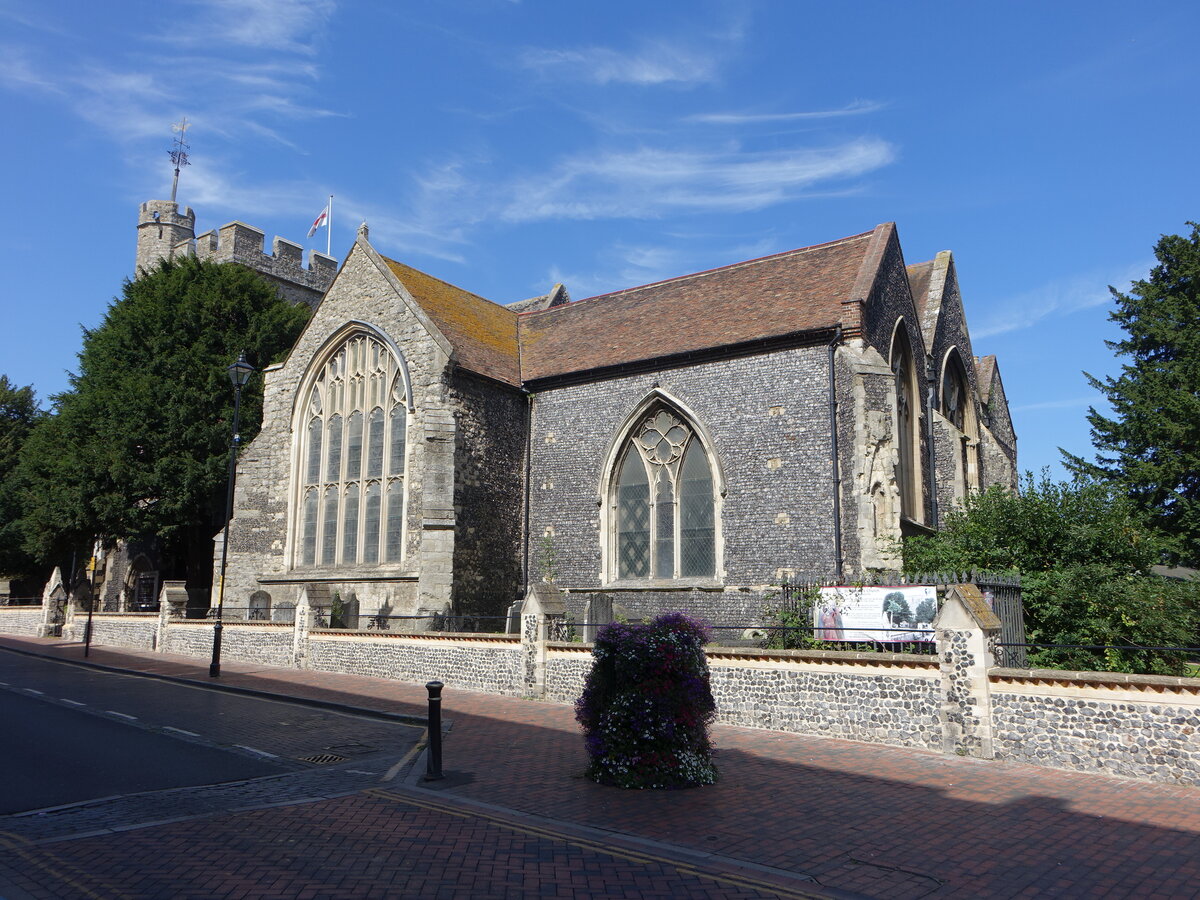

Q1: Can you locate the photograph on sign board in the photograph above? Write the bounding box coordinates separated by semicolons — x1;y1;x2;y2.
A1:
814;585;938;644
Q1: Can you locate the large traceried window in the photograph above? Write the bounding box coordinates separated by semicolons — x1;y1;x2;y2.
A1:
611;407;716;581
297;333;408;567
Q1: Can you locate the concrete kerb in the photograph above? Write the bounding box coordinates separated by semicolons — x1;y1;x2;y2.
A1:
0;641;429;730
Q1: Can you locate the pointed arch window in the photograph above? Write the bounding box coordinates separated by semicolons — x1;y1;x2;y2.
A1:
891;326;922;522
941;352;979;498
296;332;410;567
611;407;717;581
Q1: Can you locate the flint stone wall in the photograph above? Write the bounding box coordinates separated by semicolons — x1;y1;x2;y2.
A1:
218;623;296;668
63;614;157;651
708;652;942;749
308;633;525;696
991;671;1200;785
0;607;45;635
546;644;941;749
163;623;216;658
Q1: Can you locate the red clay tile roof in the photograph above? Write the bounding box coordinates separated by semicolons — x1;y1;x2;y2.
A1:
518;226;885;382
383;256;521;386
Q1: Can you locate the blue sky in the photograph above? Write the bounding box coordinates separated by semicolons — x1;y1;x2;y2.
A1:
1;0;1197;479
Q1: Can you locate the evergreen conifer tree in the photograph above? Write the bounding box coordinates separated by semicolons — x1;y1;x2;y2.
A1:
1063;223;1200;566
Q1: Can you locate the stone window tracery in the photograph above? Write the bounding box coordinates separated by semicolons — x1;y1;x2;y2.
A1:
297;333;408;567
611;407;716;581
941;352;978;498
891;325;922;522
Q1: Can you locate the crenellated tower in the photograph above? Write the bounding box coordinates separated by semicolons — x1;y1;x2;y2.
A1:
136;200;196;274
134;202;336;309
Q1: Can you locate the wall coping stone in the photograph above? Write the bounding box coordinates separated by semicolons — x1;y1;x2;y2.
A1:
310;629;520;645
992;667;1200;694
546;640;937;669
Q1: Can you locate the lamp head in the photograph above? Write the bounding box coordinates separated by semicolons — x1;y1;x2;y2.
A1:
227;351;255;389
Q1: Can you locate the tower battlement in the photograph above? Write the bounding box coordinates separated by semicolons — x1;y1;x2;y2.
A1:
136;202;336;309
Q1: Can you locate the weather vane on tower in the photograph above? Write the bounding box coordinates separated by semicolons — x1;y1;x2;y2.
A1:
169;117;191;203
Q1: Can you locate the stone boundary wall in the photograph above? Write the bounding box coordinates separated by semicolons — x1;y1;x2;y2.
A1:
991;668;1200;785
4;587;1198;787
0;606;46;636
163;622;215;659
308;631;525;696
63;614;158;651
545;644;941;750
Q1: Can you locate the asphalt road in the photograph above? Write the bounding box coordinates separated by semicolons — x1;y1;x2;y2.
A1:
0;648;424;815
0;688;286;814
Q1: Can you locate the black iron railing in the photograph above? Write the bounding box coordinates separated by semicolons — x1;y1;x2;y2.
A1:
996;641;1200;677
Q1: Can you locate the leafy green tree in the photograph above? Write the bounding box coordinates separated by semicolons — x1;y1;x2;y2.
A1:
0;376;45;583
882;591;912;625
1064;223;1200;566
19;257;310;592
904;473;1198;674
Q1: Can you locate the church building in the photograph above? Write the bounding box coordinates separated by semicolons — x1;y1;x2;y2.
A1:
212;217;1017;626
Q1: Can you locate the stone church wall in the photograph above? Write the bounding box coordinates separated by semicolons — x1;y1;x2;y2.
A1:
221;242;453;617
527;346;838;624
447;371;527;617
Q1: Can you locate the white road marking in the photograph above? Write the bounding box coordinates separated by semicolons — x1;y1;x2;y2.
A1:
234;744;277;758
106;710;137;720
24;688;44;695
163;726;200;737
61;698;85;706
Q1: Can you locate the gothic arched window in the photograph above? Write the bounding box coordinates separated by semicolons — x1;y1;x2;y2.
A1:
891;324;922;522
941;351;978;498
297;333;409;567
610;407;716;581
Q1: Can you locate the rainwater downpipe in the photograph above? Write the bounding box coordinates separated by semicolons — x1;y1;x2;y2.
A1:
827;328;844;582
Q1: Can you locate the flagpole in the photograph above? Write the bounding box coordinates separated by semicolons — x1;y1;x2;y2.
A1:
327;194;333;256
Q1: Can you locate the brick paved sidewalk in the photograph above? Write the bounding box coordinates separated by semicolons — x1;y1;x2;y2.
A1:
3;634;1200;899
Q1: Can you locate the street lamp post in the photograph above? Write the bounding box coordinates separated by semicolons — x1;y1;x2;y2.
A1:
210;351;255;678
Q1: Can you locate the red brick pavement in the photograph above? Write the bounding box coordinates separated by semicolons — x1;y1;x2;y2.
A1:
3;634;1200;899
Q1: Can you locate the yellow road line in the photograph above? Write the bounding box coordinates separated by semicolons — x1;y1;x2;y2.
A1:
0;829;132;900
382;728;428;782
362;788;827;899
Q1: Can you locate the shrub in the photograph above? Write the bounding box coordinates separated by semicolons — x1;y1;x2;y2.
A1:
575;612;718;788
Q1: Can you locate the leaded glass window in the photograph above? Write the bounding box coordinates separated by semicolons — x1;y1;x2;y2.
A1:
892;329;920;521
296;333;410;567
613;407;716;580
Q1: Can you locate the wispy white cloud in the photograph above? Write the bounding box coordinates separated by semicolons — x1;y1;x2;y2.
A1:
168;0;335;55
545;234;791;300
686;100;884;125
1012;396;1100;413
522;41;720;85
972;261;1150;338
0;1;337;162
498;139;895;222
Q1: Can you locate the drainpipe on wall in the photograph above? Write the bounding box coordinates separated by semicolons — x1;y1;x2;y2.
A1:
828;328;844;581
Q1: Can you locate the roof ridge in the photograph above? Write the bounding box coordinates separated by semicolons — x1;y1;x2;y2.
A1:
520;228;877;318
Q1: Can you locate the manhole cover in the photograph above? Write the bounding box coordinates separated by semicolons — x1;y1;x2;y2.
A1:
299;753;349;765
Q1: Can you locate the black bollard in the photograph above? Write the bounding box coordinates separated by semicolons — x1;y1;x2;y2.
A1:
425;680;444;781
